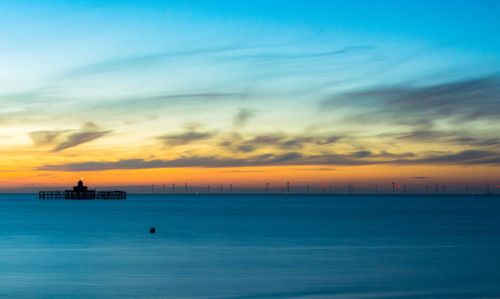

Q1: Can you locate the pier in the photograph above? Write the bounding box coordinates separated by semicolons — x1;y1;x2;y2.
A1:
39;179;126;200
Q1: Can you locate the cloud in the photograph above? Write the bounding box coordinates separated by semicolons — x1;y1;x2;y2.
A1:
387;129;500;147
64;46;247;77
51;122;111;152
66;45;372;77
233;108;255;127
394;130;449;141
349;150;371;158
158;128;215;146
395;150;500;165
88;92;245;115
37;151;378;171
315;136;343;145
219;133;343;153
412;176;429;179
452;136;500;147
143;92;243;101
29;122;111;151
377;150;415;158
37;148;500;171
53;131;111;152
322;75;500;125
29;130;67;145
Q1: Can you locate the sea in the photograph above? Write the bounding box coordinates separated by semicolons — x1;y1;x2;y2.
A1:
0;194;499;298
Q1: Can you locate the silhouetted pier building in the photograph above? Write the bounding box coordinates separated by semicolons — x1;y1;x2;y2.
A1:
39;179;126;200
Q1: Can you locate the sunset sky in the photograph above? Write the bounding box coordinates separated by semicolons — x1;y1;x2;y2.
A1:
1;1;499;191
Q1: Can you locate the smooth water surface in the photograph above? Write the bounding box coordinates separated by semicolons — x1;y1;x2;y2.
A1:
0;194;499;298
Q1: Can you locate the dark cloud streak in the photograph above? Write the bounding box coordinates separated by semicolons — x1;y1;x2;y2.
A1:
158;130;215;146
37;151;377;171
29;122;111;152
37;149;500;171
52;130;111;152
322;75;500;124
395;150;500;165
219;133;343;153
30;130;67;145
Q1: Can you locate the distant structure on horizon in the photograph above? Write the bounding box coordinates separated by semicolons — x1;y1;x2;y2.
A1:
39;179;126;200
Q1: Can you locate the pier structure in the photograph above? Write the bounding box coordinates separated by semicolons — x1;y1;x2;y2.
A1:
39;179;126;200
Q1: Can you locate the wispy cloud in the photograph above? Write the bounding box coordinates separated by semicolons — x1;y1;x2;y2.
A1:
29;130;67;145
233;108;255;128
63;46;248;77
53;130;111;152
384;129;500;147
30;122;111;152
37;149;500;171
219;133;343;153
64;45;373;78
395;150;500;165
87;92;246;115
37;151;376;171
322;75;500;125
158;125;215;146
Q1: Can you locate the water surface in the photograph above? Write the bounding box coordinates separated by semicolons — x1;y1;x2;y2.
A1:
0;194;499;298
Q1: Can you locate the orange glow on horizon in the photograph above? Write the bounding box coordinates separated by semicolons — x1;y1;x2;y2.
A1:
1;164;498;189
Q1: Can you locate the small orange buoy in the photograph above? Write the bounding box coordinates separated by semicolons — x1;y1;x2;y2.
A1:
150;227;156;234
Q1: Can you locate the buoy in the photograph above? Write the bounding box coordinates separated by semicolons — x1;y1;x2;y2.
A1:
150;227;156;234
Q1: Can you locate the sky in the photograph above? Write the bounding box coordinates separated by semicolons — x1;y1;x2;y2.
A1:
1;0;499;191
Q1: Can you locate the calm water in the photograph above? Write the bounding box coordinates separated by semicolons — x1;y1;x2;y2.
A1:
0;194;499;298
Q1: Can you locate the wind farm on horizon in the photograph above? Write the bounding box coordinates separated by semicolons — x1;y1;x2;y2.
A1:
13;179;500;196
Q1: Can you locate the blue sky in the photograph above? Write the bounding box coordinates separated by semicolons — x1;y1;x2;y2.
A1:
4;1;499;50
0;0;499;187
